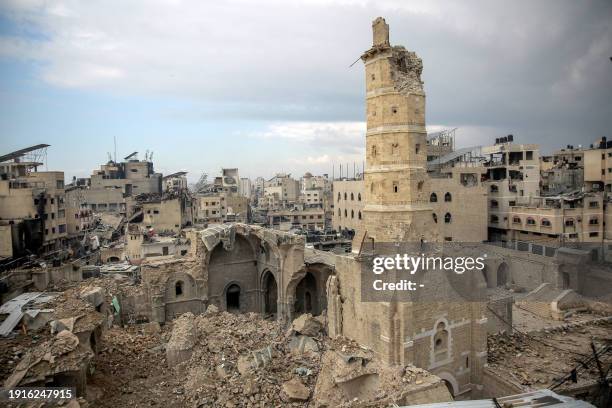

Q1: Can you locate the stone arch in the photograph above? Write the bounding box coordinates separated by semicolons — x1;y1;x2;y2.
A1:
208;234;258;312
436;371;459;397
225;282;241;312
261;269;278;314
163;272;199;321
108;256;120;263
430;192;437;202
432;319;450;363
289;263;333;318
497;262;509;287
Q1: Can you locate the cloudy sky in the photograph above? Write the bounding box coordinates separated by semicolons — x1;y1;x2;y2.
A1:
1;0;611;181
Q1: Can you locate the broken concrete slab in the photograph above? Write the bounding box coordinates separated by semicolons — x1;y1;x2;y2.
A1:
166;313;196;368
288;334;319;356
291;313;323;337
281;377;310;402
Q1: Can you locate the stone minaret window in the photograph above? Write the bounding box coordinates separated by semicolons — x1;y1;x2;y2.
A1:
393;181;399;193
433;322;449;362
372;145;377;157
392;143;399;156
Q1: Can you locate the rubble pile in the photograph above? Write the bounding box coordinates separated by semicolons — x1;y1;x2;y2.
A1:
180;310;319;407
487;319;612;388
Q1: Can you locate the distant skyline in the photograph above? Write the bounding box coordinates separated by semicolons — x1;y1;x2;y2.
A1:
1;0;611;182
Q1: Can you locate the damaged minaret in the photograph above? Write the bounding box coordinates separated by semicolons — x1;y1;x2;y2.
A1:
360;17;437;244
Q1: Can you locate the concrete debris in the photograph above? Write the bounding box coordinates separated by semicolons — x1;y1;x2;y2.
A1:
166;312;196;367
288;334;319;356
291;313;323;337
281;377;310;402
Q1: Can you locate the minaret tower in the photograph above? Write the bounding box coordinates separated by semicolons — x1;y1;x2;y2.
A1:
360;17;437;243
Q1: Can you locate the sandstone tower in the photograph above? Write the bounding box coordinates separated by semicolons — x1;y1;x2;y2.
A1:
360;17;437;244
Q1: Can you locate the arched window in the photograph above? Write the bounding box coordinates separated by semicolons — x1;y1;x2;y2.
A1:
175;281;184;297
350;193;354;201
344;192;347;200
430;193;438;202
337;208;341;217
337;192;341;202
351;210;354;219
432;213;438;223
358;193;362;201
512;216;521;224
490;215;499;223
444;213;451;223
358;211;362;220
541;218;551;227
433;322;449;362
444;192;452;202
526;217;536;225
344;209;347;217
393;182;399;193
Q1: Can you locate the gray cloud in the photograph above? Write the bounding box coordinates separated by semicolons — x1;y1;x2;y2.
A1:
1;0;611;153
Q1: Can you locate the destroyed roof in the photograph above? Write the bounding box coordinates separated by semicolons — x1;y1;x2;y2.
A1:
0;292;58;337
400;389;595;407
0;144;50;163
426;146;483;167
163;171;187;179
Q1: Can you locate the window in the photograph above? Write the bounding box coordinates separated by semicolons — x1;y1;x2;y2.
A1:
344;192;347;200
358;211;362;220
490;215;499;223
589;201;599;208
371;145;377;157
565;219;574;227
415;143;420;154
590;232;599;237
393;182;398;193
337;208;341;216
512;216;521;224
490;200;498;208
589;217;599;225
337;192;341;202
344;209;348;217
432;213;438;223
358;193;361;201
433;322;449;362
541;218;551;227
175;281;184;297
430;193;437;202
417;181;423;191
351;193;354;201
444;192;452;202
490;185;498;193
444;213;451;223
526;151;533;160
351;210;354;219
526;217;536;225
392;106;398;114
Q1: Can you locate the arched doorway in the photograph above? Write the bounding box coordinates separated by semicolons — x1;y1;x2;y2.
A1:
295;272;318;315
262;271;278;314
497;263;509;287
226;284;241;312
443;380;454;397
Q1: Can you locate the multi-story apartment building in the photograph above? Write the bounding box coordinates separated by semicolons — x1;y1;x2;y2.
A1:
583;137;612;192
138;190;194;234
505;192;603;245
163;171;188;192
332;179;364;235
482;138;540;241
64;186;94;238
240;177;252;199
0;145;67;256
81;152;162;216
195;169;249;225
268;206;325;232
262;173;300;209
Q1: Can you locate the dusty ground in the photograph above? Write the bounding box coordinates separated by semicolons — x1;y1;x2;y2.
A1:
88;325;185;407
